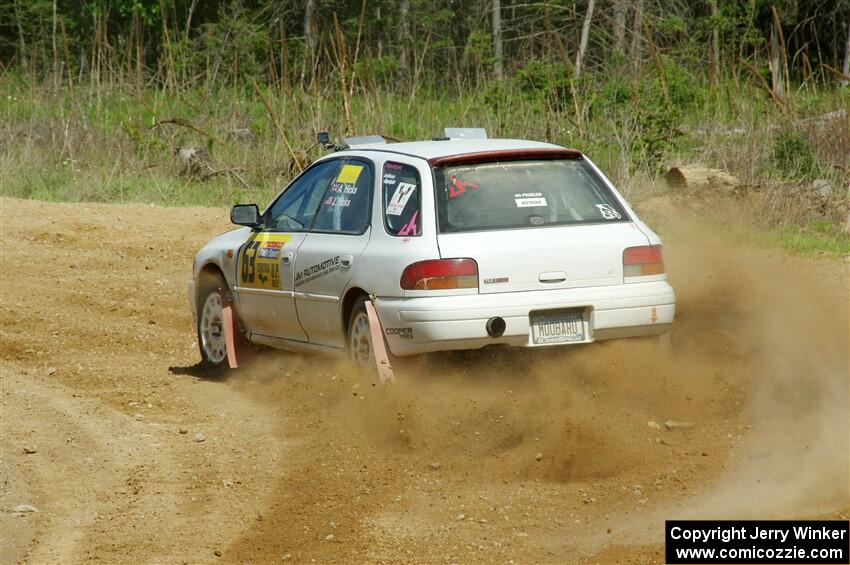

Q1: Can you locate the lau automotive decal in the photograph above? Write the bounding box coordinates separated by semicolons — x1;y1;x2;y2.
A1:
294;256;340;287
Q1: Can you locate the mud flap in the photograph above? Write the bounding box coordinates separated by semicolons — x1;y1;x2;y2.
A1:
220;289;253;369
222;304;239;369
365;300;396;384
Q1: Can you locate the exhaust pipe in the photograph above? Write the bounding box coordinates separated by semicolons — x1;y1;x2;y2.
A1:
486;316;506;338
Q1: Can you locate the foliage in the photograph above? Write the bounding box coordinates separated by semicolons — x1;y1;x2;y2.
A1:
1;0;848;253
773;130;816;179
729;222;850;256
2;0;848;90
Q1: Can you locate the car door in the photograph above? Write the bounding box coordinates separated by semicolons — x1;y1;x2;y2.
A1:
294;157;374;348
235;159;341;341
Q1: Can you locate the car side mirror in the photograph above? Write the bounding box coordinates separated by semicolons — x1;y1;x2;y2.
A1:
230;204;260;227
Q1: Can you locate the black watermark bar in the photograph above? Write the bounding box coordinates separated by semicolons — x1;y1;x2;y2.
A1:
666;520;849;564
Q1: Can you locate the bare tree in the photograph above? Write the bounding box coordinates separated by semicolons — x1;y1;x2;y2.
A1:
398;0;410;73
841;20;850;87
613;0;627;55
14;0;28;69
575;0;595;77
303;0;317;74
52;0;59;92
769;8;785;96
493;0;504;80
630;0;644;72
709;0;720;86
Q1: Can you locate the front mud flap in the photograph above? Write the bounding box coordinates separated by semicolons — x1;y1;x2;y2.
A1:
365;300;396;384
223;303;239;368
221;289;253;369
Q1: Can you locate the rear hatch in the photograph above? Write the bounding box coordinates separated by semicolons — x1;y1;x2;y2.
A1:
432;152;650;293
438;223;649;293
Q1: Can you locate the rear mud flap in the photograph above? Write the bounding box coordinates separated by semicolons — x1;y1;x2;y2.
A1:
365;300;396;384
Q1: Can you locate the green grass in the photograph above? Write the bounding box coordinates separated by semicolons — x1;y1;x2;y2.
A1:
1;75;848;258
729;221;850;256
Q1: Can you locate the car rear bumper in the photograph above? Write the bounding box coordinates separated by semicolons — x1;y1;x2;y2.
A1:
374;281;675;356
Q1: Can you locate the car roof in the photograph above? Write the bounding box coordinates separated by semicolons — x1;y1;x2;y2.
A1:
339;138;567;161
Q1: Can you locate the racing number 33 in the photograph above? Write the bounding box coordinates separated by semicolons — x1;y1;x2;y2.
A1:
239;233;291;289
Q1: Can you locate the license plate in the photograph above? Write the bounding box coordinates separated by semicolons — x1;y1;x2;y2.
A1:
531;310;585;344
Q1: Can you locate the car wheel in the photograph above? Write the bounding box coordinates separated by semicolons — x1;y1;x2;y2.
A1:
347;296;376;373
197;278;231;377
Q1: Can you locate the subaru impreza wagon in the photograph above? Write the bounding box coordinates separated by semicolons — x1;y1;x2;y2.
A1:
188;130;675;374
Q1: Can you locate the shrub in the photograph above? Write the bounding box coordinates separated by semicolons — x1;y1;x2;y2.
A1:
773;130;816;179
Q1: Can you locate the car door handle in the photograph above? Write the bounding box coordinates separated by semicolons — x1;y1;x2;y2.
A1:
539;271;567;283
340;255;354;269
281;251;294;265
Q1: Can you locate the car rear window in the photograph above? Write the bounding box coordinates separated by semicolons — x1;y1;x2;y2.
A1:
434;159;628;233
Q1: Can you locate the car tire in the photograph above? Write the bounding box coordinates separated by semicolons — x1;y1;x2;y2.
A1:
196;277;232;378
347;296;378;374
348;296;413;376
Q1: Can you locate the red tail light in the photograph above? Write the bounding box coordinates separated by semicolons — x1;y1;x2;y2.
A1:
623;245;665;277
400;258;478;290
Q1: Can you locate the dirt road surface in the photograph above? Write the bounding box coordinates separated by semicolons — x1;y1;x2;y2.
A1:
1;196;847;564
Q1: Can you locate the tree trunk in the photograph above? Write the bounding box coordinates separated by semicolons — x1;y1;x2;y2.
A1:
52;0;59;92
644;22;669;105
398;0;410;73
574;0;595;77
14;0;28;69
665;165;740;193
630;0;644;72
303;0;317;69
613;0;626;55
376;5;383;58
841;20;850;87
709;0;720;87
769;7;788;98
492;0;503;80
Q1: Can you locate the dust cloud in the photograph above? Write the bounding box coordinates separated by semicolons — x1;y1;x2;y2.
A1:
4;196;845;562
660;209;849;520
228;205;848;561
244;208;848;522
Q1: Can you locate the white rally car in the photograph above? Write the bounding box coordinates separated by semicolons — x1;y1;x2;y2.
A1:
188;131;675;374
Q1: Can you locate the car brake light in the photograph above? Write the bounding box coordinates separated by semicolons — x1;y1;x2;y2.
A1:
400;258;478;290
623;245;665;277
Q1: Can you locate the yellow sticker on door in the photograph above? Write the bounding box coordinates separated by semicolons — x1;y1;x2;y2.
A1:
336;164;363;184
239;233;292;289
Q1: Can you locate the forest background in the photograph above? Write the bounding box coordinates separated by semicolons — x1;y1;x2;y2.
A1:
1;0;849;251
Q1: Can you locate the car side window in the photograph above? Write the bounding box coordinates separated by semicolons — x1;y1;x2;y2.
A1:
311;159;373;234
382;162;421;236
266;160;340;231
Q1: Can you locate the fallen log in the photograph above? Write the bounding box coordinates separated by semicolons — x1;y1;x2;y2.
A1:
665;165;740;193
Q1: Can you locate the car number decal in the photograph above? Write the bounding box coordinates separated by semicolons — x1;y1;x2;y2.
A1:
238;233;291;289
